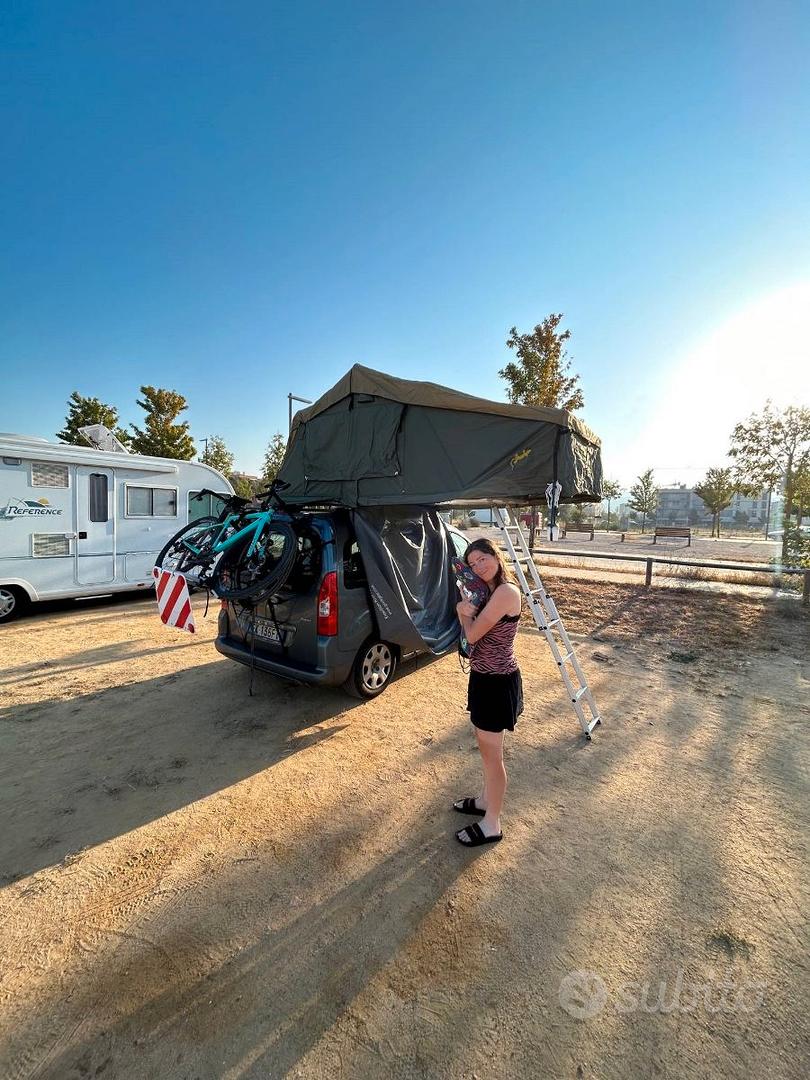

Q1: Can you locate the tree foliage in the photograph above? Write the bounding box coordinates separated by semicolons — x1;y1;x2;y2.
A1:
498;313;585;411
57;391;131;447
199;435;234;477
129;386;195;460
694;467;736;539
225;475;253;498
728;401;810;558
261;432;287;485
627;468;657;532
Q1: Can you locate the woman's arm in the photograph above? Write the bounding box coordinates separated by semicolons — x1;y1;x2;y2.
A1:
456;584;519;645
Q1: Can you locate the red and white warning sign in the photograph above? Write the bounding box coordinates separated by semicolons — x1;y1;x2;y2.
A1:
153;567;195;633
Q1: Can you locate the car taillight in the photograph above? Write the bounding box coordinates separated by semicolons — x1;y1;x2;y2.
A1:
317;571;338;636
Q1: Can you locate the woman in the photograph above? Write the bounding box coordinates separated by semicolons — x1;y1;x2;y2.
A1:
454;537;523;847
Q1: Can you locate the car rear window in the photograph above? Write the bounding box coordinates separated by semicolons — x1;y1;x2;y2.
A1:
343;539;367;588
282;522;323;594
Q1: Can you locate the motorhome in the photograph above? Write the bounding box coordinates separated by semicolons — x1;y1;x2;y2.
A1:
0;430;233;622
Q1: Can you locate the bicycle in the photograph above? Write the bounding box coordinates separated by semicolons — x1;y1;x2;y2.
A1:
156;483;297;601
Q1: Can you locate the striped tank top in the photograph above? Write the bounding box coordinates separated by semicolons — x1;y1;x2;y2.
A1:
471;610;521;675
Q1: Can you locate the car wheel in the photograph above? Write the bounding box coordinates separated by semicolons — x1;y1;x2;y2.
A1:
0;586;28;624
344;639;397;699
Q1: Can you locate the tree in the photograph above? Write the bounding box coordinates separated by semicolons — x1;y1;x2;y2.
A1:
130;386;195;460
694;468;736;538
261;432;287;485
499;313;585;411
627;468;657;532
57;391;131;447
601;479;622;530
569;504;585;525
230;473;258;500
199;435;234;476
791;467;810;525
729;402;810;560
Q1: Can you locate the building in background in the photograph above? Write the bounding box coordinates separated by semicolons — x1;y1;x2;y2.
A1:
655;484;776;528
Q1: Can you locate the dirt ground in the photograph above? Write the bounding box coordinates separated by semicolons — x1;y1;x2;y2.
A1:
1;582;808;1080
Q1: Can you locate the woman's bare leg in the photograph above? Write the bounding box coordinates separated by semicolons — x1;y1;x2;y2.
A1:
475;728;506;836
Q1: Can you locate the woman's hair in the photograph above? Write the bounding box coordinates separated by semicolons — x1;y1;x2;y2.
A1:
464;537;516;589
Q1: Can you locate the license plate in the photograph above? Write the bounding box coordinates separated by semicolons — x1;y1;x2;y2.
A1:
238;614;287;644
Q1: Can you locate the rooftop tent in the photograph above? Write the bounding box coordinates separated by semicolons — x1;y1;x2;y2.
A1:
278;364;603;508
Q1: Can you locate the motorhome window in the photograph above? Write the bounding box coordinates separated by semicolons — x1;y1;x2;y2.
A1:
152;489;177;516
88;473;108;522
126;486;178;517
188;491;229;521
32;462;69;488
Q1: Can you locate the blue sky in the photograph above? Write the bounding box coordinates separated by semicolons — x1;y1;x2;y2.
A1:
2;1;809;486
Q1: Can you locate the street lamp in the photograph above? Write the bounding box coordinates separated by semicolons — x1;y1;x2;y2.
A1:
288;393;313;433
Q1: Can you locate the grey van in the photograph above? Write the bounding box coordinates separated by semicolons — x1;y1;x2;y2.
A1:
215;509;468;698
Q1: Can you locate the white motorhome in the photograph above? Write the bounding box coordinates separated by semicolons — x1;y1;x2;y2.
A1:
0;431;233;622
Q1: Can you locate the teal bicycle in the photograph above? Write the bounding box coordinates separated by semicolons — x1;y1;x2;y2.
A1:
156;485;297;601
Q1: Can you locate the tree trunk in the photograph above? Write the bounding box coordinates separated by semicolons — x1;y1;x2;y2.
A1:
783;469;794;563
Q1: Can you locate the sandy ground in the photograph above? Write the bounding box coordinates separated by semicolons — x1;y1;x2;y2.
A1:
1;583;809;1080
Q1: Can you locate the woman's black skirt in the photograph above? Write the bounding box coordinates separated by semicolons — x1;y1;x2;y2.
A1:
467;668;524;733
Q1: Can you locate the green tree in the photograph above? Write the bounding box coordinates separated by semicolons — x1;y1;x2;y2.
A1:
627;468;657;532
694;467;736;539
57;391;131;447
793;468;810;525
601;479;622;530
199;435;234;476
261;432;287;485
729;402;810;560
229;473;258;500
499;313;585;411
130;386;195;460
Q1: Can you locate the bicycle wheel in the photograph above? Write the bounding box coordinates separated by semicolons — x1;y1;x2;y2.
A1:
211;520;298;601
156;517;221;580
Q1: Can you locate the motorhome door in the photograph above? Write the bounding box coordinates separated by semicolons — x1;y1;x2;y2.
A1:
75;467;115;584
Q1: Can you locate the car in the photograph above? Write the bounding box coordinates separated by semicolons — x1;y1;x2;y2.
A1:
215;509;471;698
767;525;810;540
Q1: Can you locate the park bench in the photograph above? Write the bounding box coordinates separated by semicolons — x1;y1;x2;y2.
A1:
653;526;692;546
562;525;594;540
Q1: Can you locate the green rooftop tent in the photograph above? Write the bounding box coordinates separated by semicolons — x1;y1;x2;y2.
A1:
276;365;604;659
278;364;603;508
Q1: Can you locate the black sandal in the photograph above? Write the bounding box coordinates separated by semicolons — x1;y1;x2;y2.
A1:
455;822;503;847
453;796;486;816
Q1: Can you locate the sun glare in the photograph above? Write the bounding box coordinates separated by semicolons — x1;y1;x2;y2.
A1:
616;282;810;485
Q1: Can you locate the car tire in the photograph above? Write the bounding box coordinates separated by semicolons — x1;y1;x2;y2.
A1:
0;586;29;624
344;639;397;699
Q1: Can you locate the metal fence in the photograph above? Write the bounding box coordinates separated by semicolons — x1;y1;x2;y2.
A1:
532;547;810;605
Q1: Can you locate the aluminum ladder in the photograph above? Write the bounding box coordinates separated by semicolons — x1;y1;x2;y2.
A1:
494;507;602;740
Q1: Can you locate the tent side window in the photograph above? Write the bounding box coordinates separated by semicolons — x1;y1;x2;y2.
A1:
302;401;404;481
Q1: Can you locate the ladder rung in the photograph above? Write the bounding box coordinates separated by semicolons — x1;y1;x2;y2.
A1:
538;618;561;629
557;651;575;664
571;686;588;703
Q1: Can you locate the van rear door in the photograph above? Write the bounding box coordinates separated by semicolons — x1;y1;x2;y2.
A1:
230;517;331;668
